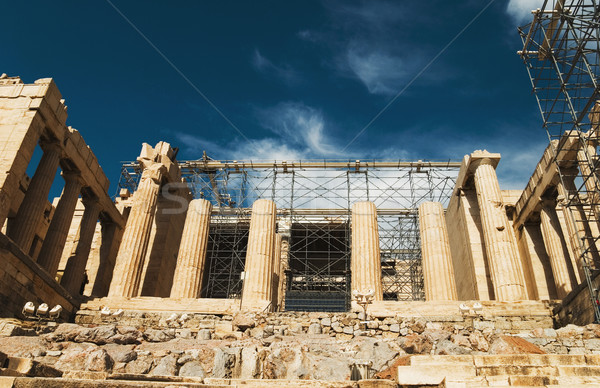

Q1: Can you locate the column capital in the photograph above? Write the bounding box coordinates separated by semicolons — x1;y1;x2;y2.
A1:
540;197;557;210
39;139;62;154
61;170;82;184
470;157;495;171
142;163;167;184
81;193;100;209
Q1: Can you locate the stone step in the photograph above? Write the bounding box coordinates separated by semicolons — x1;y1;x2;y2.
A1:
0;376;398;388
409;354;600;367
398;362;600;387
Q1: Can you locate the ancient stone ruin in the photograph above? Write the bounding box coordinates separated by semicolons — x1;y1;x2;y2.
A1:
1;5;600;385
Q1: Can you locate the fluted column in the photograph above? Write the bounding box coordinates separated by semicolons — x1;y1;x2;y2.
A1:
108;164;164;298
418;202;458;301
90;221;122;297
540;198;576;299
578;143;600;220
37;171;82;276
278;222;291;311
8;140;61;253
556;174;586;282
351;201;383;300
170;199;212;298
61;196;101;295
241;199;277;310
272;233;283;310
473;160;526;301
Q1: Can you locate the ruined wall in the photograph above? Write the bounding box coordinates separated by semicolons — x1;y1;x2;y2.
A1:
0;76;124;318
554;272;600;327
0;233;77;318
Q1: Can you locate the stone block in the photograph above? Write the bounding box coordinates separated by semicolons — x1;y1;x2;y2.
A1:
410;355;474;366
557;366;600;377
5;357;62;377
397;364;475;385
509;375;558;386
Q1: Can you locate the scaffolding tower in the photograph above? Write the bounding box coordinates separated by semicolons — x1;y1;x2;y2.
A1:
518;0;600;321
118;158;460;310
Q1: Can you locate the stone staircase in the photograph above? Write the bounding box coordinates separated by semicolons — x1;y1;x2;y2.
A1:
396;354;600;387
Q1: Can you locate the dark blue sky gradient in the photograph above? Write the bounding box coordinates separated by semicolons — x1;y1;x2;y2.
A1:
3;1;545;195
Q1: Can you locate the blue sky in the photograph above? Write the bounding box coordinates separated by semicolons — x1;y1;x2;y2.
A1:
3;0;546;195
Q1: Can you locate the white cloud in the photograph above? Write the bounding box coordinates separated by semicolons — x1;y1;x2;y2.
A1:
175;101;343;161
259;102;341;157
251;49;299;85
346;47;406;96
175;133;304;161
506;0;543;24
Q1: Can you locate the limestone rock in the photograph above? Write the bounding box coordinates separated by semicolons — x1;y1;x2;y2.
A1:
198;329;212;340
84;348;113;372
409;319;426;334
233;313;256;331
0;320;35;337
303;350;350;380
423;328;451;343
54;344;100;372
240;346;261;378
143;329;175;343
179;360;206;378
125;354;154;374
212;348;239;378
469;331;489;352
355;338;398;371
307;323;322;334
489;335;545;355
103;344;136;363
435;339;471;355
401;334;432;354
149;354;178;376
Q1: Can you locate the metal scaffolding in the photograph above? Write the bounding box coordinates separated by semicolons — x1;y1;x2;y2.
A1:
518;0;600;321
118;157;460;310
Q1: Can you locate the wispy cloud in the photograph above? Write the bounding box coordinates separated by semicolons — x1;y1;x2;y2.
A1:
258;102;341;157
252;49;300;85
311;1;416;96
345;46;407;96
506;0;543;24
175;101;344;161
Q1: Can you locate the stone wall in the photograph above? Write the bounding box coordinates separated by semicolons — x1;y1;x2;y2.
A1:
0;233;77;319
554;272;600;327
2;310;600;382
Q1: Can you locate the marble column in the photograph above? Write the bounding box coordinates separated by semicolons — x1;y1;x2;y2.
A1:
351;201;383;301
473;160;527;301
241;199;277;310
418;201;458;301
277;222;291;311
61;196;101;295
556;175;586;282
89;221;122;297
37;171;82;277
108;164;164;298
578;143;600;220
271;233;282;311
170;198;212;298
540;198;576;299
8;140;61;253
